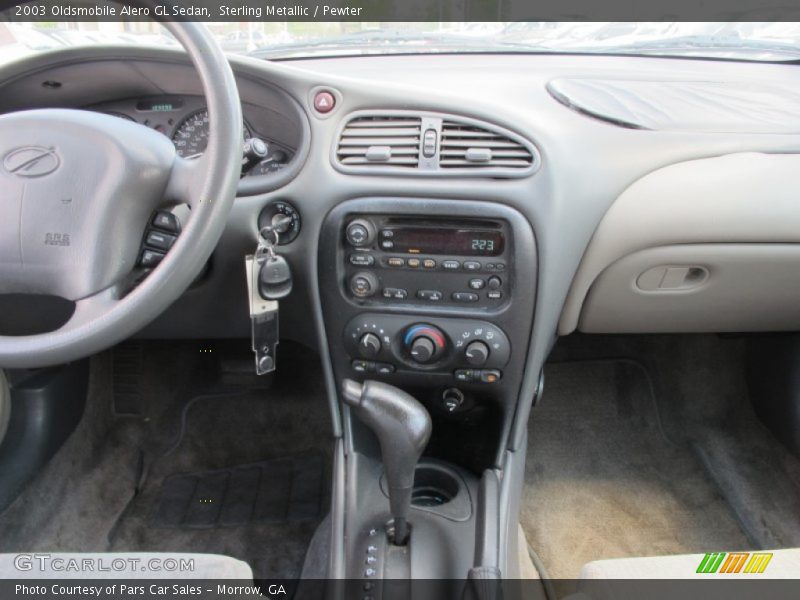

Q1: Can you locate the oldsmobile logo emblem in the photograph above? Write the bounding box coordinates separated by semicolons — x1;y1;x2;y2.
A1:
3;146;60;177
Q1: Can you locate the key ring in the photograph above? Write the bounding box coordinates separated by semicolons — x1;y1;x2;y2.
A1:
257;226;280;261
259;226;280;248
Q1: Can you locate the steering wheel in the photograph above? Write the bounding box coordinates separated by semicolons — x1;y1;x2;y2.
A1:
0;22;243;368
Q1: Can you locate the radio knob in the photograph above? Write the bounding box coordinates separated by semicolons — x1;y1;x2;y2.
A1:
345;219;375;247
404;324;447;364
464;341;490;367
350;272;379;298
359;333;382;357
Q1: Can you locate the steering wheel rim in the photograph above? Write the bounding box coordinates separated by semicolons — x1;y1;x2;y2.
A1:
0;22;243;368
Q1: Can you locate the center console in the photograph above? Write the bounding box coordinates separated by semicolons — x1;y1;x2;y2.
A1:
318;197;537;583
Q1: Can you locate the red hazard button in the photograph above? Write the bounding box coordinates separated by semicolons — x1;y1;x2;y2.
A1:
314;91;335;114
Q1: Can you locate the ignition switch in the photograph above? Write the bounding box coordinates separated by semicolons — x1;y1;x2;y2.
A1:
257;201;301;245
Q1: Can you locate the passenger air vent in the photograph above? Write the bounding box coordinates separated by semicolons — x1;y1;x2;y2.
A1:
333;110;540;177
336;115;421;168
439;121;534;170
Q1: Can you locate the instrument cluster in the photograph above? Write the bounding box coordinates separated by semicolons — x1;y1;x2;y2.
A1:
91;95;294;177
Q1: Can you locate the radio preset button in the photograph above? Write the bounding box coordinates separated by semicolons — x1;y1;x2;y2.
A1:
463;261;481;271
443;260;460;270
349;254;375;266
468;278;485;290
417;290;443;302
452;292;479;303
382;287;408;299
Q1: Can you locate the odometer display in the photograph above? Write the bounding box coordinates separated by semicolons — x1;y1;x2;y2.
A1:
171;109;251;158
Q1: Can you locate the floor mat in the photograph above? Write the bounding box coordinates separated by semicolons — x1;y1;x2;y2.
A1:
0;341;332;582
521;359;752;580
109;343;333;581
154;454;325;529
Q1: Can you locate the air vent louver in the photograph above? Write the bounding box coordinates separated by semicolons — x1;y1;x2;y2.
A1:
439;121;534;169
336;115;421;168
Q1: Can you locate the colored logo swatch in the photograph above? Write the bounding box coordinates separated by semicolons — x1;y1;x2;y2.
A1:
696;552;773;574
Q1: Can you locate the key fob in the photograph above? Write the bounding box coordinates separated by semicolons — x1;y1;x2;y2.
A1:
258;255;292;300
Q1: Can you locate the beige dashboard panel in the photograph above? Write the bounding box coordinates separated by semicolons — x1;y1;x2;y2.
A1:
559;152;800;334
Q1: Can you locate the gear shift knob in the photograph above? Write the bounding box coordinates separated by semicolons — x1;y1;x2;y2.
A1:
342;379;432;545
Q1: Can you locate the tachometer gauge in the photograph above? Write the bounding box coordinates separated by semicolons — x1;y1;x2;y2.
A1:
171;109;252;158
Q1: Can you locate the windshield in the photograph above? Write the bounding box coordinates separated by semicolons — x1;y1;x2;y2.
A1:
3;22;800;63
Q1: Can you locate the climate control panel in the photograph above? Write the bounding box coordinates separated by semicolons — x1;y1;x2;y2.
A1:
343;313;511;383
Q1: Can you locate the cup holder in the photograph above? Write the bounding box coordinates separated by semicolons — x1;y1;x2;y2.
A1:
411;465;459;507
379;460;473;520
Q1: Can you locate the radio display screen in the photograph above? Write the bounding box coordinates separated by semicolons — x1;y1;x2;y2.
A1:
383;228;504;256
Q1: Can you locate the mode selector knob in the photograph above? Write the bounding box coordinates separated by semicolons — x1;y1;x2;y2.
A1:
404;324;447;364
359;333;382;357
345;219;375;247
464;341;490;366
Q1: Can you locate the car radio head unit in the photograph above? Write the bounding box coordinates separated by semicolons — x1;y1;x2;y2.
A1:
340;215;512;309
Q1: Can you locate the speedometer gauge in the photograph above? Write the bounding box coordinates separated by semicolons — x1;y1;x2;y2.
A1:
171;109;251;158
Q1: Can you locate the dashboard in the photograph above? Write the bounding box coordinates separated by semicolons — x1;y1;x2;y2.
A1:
87;94;295;177
1;47;799;355
2;44;800;580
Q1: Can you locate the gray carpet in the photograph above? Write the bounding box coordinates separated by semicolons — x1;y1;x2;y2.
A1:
0;340;333;581
521;358;752;579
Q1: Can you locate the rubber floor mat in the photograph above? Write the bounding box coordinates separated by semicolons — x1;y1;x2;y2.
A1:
153;453;324;529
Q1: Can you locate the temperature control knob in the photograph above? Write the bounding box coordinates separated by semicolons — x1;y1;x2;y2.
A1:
404;324;447;364
359;332;382;357
464;341;490;366
410;337;435;363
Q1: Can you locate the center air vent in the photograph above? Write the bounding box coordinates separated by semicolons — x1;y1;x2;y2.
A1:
336;115;421;168
333;110;540;177
439;121;534;169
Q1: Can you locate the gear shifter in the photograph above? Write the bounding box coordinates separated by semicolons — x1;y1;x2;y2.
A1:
342;379;432;545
